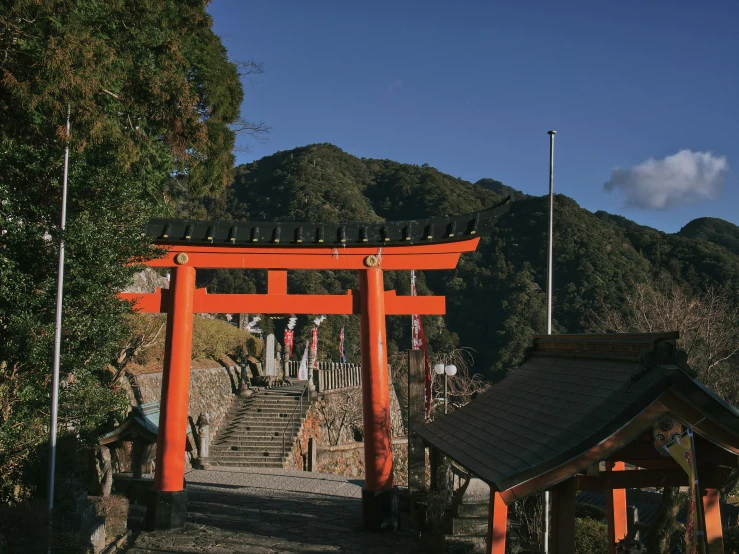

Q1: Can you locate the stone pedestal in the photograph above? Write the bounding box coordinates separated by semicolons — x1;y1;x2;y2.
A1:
146;489;187;531
362;488;398;531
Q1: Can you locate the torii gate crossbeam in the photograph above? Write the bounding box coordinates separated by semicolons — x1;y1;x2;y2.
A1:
118;199;509;531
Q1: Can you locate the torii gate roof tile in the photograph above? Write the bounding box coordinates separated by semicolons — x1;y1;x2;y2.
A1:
143;197;510;248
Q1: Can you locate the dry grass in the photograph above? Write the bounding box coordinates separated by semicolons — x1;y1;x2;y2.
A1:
92;494;129;540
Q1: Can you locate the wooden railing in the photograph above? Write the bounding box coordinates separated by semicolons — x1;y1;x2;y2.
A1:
284;360;391;393
286;360;300;379
313;362;362;392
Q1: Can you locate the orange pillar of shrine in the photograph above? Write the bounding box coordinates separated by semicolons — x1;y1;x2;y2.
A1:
146;265;195;530
703;487;725;554
486;491;508;554
605;461;628;554
359;265;394;529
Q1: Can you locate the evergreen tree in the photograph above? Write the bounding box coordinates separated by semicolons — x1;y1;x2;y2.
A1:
0;0;250;502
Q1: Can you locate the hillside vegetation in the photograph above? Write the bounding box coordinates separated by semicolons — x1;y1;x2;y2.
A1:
182;143;739;377
677;217;739;256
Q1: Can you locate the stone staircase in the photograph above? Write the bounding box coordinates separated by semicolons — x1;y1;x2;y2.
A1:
210;381;310;468
437;477;491;554
440;497;489;553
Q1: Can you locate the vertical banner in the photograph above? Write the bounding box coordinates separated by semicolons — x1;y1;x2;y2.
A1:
298;341;309;380
665;430;703;554
411;271;432;420
284;329;294;358
339;326;347;364
311;328;318;358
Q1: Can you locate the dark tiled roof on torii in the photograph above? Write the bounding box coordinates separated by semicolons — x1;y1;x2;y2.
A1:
415;332;739;496
142;197;510;248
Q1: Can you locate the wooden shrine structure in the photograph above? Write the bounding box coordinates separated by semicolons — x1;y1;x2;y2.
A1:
119;198;510;530
416;332;739;554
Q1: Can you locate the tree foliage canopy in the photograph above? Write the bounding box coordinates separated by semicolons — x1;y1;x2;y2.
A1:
0;0;247;503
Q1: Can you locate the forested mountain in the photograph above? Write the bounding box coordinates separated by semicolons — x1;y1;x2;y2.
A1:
677;217;739;256
182;143;739;377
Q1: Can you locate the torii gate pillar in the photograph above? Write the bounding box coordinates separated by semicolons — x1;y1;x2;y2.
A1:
359;266;394;527
146;265;195;530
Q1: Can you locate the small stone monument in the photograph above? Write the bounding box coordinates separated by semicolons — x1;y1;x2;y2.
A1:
193;413;210;469
265;333;276;376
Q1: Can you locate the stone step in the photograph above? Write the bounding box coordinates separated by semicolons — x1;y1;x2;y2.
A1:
212;460;285;468
241;399;305;405
213;439;291;447
234;404;303;412
232;408;308;416
442;516;488;537
225;421;305;429
439;535;487;554
211;450;290;458
215;439;293;448
220;423;304;431
213;437;289;445
216;431;298;439
451;502;489;518
216;428;299;437
218;424;303;434
211;453;288;461
211;453;289;461
221;421;304;429
212;447;289;454
214;438;293;446
234;409;308;416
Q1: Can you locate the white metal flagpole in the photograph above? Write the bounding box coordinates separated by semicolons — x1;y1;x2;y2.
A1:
543;129;556;554
546;130;556;335
47;106;71;516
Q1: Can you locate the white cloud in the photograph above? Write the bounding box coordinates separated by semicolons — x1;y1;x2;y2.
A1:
603;149;729;209
384;79;404;99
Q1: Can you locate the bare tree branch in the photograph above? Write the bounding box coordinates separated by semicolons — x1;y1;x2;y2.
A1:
589;279;739;406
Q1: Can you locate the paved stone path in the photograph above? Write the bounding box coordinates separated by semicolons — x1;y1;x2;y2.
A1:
125;467;429;553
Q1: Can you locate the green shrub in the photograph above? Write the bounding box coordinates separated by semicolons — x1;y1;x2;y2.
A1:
123;313;263;367
575;516;609;554
575;502;606;522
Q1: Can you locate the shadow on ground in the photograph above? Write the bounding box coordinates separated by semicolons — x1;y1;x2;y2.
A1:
125;474;432;553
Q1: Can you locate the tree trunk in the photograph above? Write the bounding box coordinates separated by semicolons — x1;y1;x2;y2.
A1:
646;487;682;554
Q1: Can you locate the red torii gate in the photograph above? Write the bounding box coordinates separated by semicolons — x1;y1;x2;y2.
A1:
119;200;509;530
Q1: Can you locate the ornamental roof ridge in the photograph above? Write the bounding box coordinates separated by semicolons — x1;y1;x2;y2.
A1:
143;197;510;248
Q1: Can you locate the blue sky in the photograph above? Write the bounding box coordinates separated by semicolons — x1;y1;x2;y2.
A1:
208;1;738;233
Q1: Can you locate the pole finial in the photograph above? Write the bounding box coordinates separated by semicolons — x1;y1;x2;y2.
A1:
548;130;557;135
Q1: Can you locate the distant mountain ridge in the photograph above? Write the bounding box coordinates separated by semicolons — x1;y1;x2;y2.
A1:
183;143;739;376
475;178;530;202
677;217;739;256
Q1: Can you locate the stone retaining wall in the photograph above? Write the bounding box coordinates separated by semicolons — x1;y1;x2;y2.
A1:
315;438;409;486
288;383;406;480
132;362;239;442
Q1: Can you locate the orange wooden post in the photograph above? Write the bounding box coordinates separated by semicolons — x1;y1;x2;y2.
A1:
359;265;394;529
146;265;195;530
703;487;724;554
267;269;288;294
606;461;628;553
486;491;508;554
549;478;577;554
